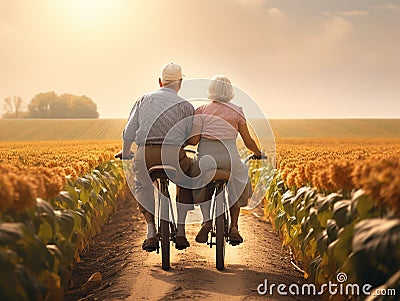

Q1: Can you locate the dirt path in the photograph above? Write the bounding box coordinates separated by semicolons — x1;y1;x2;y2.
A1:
66;191;320;301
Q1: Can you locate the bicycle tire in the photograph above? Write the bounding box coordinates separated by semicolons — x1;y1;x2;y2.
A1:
158;179;170;271
160;218;170;270
215;194;225;270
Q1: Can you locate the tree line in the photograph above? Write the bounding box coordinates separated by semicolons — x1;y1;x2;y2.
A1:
2;92;99;119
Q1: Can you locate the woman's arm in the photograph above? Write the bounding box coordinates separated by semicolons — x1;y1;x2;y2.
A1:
186;123;201;145
238;122;261;156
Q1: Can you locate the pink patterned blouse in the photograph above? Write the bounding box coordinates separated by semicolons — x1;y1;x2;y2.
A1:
193;101;246;140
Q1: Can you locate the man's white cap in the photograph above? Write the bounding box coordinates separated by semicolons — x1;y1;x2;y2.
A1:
161;62;184;82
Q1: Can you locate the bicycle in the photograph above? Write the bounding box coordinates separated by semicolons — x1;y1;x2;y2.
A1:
148;164;178;270
116;149;194;271
116;151;265;271
203;154;266;270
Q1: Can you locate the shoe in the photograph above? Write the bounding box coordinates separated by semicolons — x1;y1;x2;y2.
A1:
175;236;190;250
195;223;212;243
228;227;243;246
142;237;158;252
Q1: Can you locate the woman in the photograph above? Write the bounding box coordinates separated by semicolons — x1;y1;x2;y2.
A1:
188;75;263;245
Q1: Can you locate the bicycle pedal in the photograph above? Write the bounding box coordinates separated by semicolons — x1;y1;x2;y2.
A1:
228;241;242;246
175;246;188;250
144;247;158;253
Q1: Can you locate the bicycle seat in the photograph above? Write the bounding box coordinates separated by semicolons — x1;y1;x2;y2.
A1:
203;169;230;183
148;165;177;181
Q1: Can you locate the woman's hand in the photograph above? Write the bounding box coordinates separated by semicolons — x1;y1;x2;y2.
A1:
251;152;267;160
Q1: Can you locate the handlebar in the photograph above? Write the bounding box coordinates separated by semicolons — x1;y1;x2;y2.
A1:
244;153;268;163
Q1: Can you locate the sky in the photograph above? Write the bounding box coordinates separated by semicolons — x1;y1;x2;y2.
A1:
0;0;399;119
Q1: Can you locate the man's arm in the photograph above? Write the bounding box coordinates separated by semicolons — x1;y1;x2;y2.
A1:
122;96;142;158
122;140;134;159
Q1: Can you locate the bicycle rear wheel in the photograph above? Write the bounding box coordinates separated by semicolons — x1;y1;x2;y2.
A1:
159;179;170;271
215;186;226;270
160;219;170;270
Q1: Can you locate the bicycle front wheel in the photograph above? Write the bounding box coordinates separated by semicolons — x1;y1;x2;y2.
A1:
215;189;226;270
216;213;225;270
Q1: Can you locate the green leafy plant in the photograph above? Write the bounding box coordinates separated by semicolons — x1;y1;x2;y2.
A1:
0;159;125;300
263;170;400;298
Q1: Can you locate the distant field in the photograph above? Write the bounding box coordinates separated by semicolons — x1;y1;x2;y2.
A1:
268;119;400;138
0;118;400;141
0;119;125;141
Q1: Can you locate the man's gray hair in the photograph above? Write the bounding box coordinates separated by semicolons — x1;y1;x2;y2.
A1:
207;75;235;103
162;79;182;90
162;79;179;86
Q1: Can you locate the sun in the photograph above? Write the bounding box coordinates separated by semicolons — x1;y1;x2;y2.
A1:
63;0;120;27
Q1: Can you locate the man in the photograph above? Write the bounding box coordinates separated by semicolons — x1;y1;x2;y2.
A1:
122;63;194;251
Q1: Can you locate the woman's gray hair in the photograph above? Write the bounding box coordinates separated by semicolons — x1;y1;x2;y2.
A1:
207;75;235;103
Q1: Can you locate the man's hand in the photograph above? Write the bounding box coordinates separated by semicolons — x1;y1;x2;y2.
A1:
115;150;123;159
115;150;134;160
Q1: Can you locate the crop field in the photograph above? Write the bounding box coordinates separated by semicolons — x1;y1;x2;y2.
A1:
0;121;400;299
262;137;400;295
276;138;400;208
0;140;123;300
0;141;120;212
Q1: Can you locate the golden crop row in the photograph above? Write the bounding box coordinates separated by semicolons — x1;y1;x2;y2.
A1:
275;138;400;212
0;141;121;213
2;138;399;214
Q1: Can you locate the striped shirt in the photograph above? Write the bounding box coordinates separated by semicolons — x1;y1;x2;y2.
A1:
123;87;194;145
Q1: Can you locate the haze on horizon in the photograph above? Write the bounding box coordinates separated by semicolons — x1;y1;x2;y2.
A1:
1;0;399;119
